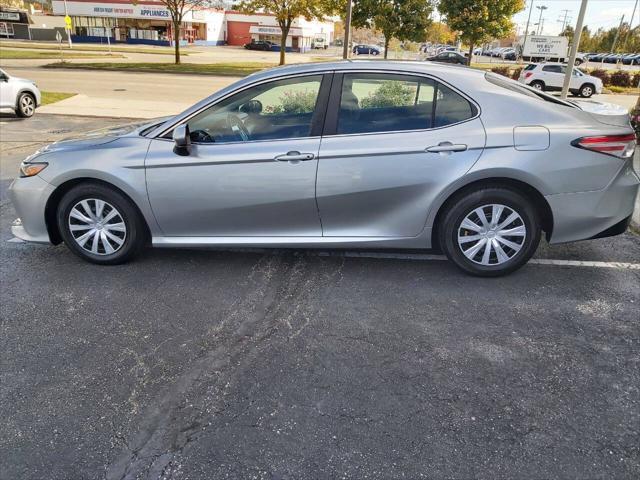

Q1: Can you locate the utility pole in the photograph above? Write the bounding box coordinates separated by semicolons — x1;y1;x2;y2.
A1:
520;0;535;63
561;0;588;99
610;14;625;53
621;0;638;51
342;0;352;60
536;5;547;35
539;17;545;35
558;9;572;33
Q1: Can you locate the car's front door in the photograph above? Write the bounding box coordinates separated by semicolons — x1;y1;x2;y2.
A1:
145;73;330;237
316;72;486;238
0;71;15;108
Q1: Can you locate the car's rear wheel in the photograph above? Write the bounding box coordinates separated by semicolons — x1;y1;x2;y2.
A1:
57;183;146;265
439;187;541;277
16;92;36;118
580;83;595;97
529;80;545;91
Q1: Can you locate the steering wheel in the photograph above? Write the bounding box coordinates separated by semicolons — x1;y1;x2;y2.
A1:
190;129;215;143
226;113;251;142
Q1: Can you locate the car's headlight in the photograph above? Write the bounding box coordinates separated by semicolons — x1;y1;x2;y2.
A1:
19;162;48;177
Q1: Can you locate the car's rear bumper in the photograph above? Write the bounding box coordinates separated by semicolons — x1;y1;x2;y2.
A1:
546;158;639;244
8;175;54;244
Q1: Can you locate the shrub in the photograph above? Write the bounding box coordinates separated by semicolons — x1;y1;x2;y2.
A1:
490;66;510;77
632;73;640;87
588;68;610;85
511;67;522;80
361;81;415;108
631;98;640;141
609;70;632;87
264;89;317;114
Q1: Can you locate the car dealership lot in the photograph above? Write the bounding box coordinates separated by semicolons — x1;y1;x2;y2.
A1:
1;114;639;479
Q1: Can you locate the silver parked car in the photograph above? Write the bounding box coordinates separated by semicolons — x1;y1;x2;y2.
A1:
0;68;41;117
8;61;639;276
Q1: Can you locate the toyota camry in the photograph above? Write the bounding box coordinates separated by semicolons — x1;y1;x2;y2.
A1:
8;61;639;276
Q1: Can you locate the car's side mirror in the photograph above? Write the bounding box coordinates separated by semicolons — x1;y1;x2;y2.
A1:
173;124;191;156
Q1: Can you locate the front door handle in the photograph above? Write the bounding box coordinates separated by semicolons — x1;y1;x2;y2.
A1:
426;142;468;153
274;151;315;162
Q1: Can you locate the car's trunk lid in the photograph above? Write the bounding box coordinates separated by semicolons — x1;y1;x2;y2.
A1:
569;98;632;127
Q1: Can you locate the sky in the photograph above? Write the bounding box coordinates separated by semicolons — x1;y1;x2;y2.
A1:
511;0;638;36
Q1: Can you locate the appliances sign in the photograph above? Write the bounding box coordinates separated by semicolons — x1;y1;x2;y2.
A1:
52;1;171;20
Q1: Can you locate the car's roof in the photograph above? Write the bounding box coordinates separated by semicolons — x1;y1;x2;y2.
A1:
246;60;485;82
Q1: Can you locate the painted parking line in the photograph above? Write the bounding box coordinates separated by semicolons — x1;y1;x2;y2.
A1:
318;251;640;269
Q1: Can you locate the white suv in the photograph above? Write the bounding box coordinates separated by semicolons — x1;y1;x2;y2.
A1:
0;68;41;118
518;63;603;98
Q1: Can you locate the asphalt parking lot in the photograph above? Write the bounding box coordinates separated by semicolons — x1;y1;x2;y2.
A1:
1;114;639;479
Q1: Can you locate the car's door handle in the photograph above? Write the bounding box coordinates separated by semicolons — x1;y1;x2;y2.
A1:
426;142;468;153
274;151;315;162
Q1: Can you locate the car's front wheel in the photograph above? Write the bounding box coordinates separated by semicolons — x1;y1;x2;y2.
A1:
16;92;36;118
439;187;541;277
57;183;147;265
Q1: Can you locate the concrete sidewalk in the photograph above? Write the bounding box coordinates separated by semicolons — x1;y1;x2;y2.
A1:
38;94;190;118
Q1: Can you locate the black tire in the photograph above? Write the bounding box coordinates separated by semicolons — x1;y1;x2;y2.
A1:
529;80;545;91
579;83;595;98
57;183;147;265
16;92;36;118
439;187;541;277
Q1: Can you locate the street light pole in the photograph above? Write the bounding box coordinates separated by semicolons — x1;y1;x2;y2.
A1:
536;5;547;35
561;0;588;99
342;0;353;60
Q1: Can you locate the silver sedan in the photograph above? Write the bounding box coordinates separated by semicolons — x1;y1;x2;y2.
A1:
8;61;639;276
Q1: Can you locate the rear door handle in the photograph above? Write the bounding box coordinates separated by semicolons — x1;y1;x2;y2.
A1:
426;142;468;153
274;151;315;162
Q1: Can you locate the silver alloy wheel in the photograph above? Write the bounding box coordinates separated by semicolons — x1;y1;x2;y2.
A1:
457;204;527;266
68;198;126;255
581;85;593;97
532;82;543;90
20;95;35;116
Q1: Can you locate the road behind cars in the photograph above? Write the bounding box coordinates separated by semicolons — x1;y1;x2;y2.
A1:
1;115;639;479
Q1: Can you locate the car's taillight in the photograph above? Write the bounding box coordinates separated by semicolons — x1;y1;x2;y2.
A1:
572;134;637;159
524;72;533;79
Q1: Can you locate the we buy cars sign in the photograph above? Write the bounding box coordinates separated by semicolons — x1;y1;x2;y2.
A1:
522;36;569;58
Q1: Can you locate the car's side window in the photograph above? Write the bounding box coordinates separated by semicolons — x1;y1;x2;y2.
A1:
335;73;476;135
336;73;436;135
185;75;323;144
434;83;475;128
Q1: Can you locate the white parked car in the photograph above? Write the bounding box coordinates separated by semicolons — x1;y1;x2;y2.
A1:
518;63;603;98
0;68;41;118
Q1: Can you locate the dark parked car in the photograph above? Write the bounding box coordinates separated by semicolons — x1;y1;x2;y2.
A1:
503;51;517;61
426;51;467;65
244;40;274;51
352;45;382;56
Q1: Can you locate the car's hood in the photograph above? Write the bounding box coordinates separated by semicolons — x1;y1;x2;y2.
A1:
36;116;172;155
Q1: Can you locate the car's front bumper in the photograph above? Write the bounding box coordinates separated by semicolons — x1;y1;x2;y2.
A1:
8;175;54;244
546;157;640;244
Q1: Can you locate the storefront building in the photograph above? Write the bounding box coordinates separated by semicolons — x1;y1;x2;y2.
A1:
226;11;334;52
51;0;225;46
49;1;333;50
0;8;30;39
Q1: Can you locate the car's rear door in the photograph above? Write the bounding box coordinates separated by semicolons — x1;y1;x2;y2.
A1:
316;71;486;238
145;73;331;237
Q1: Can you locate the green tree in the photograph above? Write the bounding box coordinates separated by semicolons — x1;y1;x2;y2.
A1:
158;0;205;65
424;21;457;45
438;0;524;65
240;0;330;65
352;0;434;59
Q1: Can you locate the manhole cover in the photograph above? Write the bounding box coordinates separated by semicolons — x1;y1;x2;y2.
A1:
48;129;71;134
113;88;126;92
